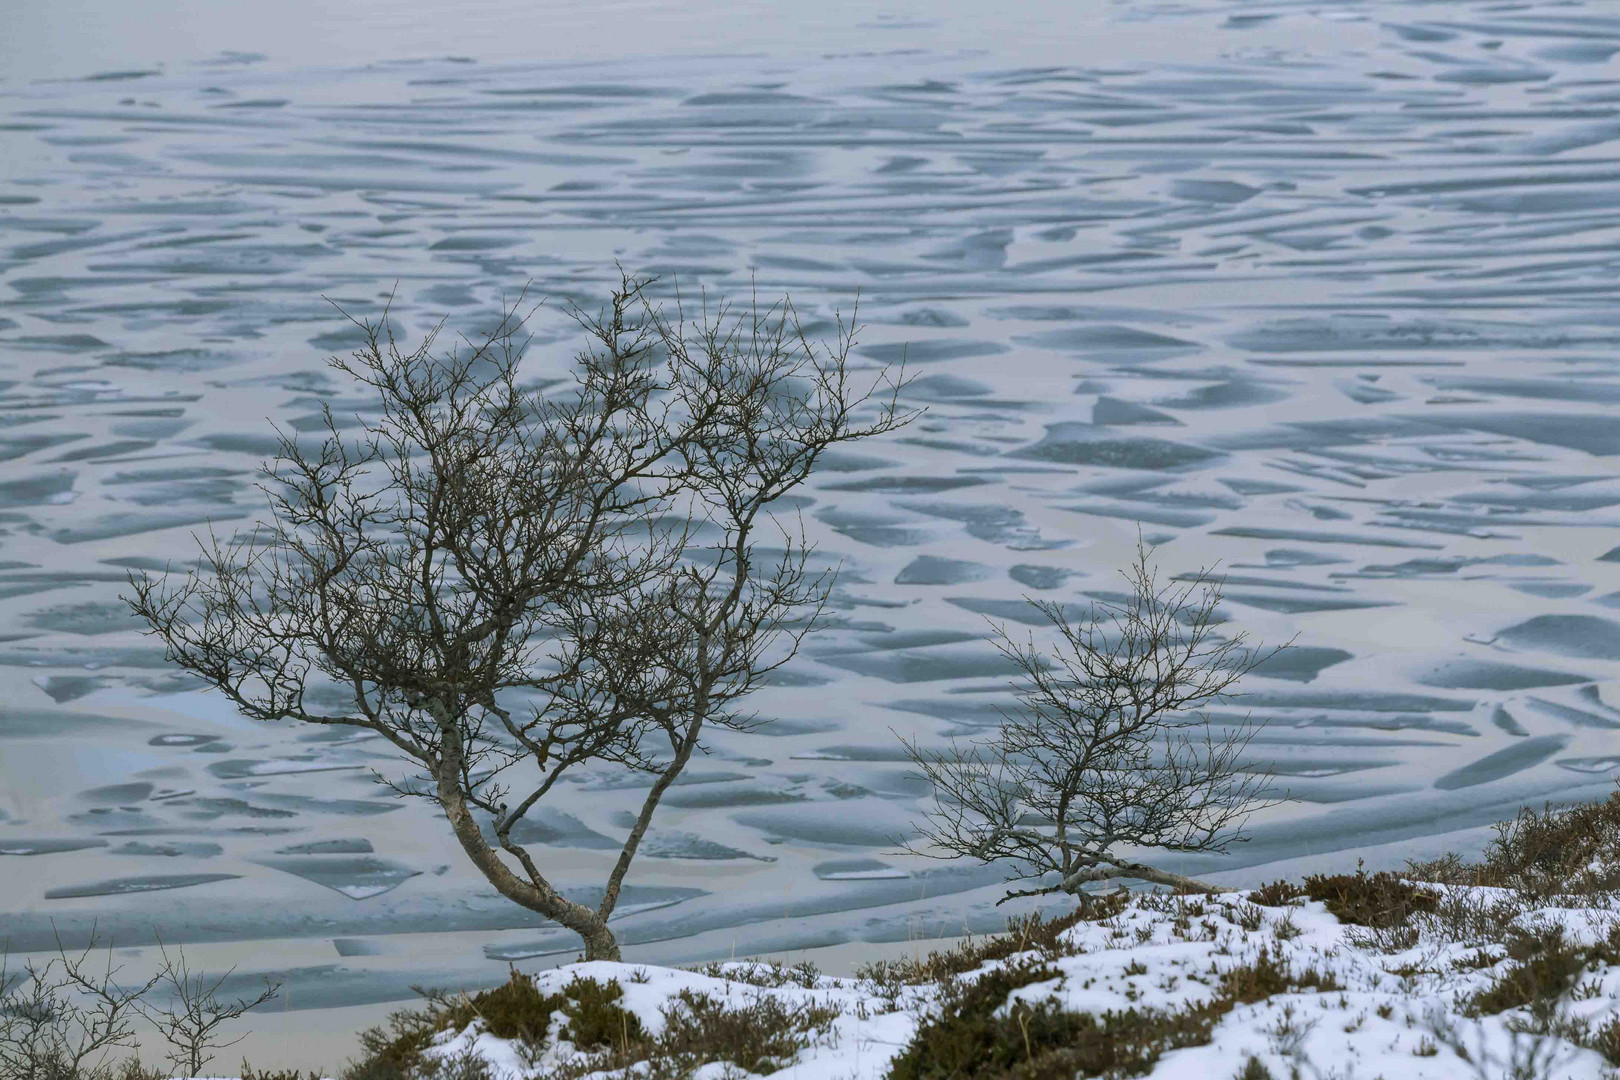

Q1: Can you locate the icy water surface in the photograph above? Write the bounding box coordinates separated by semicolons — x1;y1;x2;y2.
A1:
6;0;1620;1011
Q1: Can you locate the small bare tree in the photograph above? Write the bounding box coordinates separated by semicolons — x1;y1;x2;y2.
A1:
903;540;1288;899
139;943;279;1079
0;931;159;1080
127;272;914;961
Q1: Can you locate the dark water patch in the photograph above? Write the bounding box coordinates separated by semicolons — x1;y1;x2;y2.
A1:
259;857;421;900
1509;582;1592;599
1242;689;1474;713
894;306;971;327
1092;396;1181;426
1248;646;1353;683
27;601;138;636
1158;379;1292;409
894;555;993;586
1008;564;1079;590
112;841;222;857
660;783;806;809
205;759;364;780
897;501;1059;548
1433;735;1571;791
254;794;401;817
66;807;171;832
1212;525;1441;549
0;644;171;669
0;838;108;856
1223;592;1396;614
103;347;241;372
1525;697;1620;731
2;709;147;737
641;832;775;861
792;742;956;763
45;874;239;899
1016;325;1202;355
1261;549;1346;567
827;523;933;547
77;782;155;805
50;510;245;545
1424;376;1620;405
502;807;619;850
1014;423;1219;470
883;696;1016;730
0;434;90;461
35;675;114;702
1492;706;1529;737
895;373;994;400
177;797;297;821
148;733;220;747
858;339;1010;364
816;646;1024;684
733;801;909;848
946;597;1091;626
276;839;375;855
813;858;907;880
1417;659;1588;691
332;938;385;957
50;440;158;463
0;472;75;507
822;628;980;653
1419;413;1620;457
822;475;987;494
1171;178;1260;204
1496;614;1620;660
1230;315;1581;354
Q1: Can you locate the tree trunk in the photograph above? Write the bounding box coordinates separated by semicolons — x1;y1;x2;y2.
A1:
581;921;621;962
433;720;622;960
1061;861;1234;895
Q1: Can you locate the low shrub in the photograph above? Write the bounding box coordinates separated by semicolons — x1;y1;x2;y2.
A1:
655;989;840;1074
1464;922;1620;1020
856;897;1123;996
1301;863;1438;929
885;940;1346;1080
684;959;821;989
242;1065;328;1080
344;968;834;1080
344;970;640;1080
1220;946;1342;1004
1247;881;1305;908
1405;788;1620;900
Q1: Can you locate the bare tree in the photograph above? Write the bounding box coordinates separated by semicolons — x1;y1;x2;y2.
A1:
127;272;915;961
0;930;159;1080
903;540;1289;899
139;943;279;1078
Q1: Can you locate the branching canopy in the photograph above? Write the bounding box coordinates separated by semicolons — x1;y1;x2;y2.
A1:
904;540;1289;900
127;272;916;959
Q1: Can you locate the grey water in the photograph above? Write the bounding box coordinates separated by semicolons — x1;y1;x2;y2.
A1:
5;0;1620;1015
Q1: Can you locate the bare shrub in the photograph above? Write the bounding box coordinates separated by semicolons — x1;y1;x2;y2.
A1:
126;272;915;960
1405;786;1620;901
0;934;159;1080
1;932;276;1080
140;942;279;1078
903;539;1289;899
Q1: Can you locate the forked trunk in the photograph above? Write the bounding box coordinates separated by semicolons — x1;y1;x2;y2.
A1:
582;922;621;962
433;722;624;960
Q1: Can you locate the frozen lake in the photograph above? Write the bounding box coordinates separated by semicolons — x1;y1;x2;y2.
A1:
5;0;1620;1022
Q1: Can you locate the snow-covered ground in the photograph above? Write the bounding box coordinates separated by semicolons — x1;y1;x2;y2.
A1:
386;884;1620;1080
